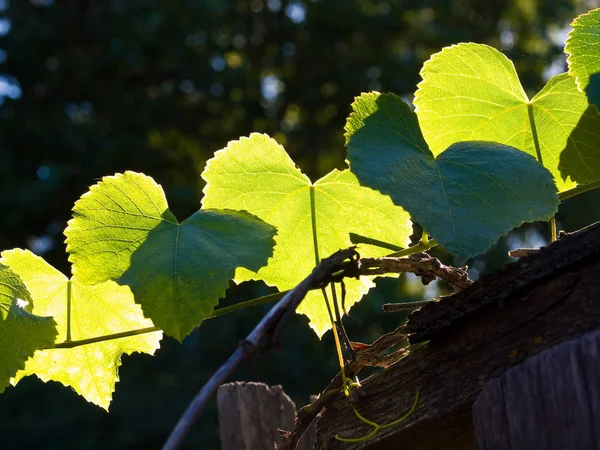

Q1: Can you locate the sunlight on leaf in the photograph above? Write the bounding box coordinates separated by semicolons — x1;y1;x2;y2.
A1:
64;171;276;341
566;8;600;112
346;92;559;262
414;43;600;191
201;133;412;336
0;264;57;393
2;249;162;410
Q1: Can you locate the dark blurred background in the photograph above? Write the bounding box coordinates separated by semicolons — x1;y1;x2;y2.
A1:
1;0;599;449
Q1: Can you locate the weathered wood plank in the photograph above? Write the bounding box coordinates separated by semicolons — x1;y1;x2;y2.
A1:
218;382;316;450
316;222;600;449
407;222;600;342
473;328;600;450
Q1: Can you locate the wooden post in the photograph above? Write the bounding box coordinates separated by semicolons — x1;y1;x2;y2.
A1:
218;381;316;450
473;328;600;450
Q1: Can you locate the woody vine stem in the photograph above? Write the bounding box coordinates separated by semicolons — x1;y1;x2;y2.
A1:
162;236;473;450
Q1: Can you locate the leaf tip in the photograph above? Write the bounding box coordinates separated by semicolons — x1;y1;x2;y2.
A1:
345;91;410;145
201;132;295;207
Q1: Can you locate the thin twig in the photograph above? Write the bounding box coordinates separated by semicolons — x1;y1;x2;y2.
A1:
164;248;470;449
357;253;472;290
382;299;438;313
162;248;359;450
508;248;541;258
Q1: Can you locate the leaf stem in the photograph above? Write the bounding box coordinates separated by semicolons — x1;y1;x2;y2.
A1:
53;326;161;348
207;291;286;318
349;233;403;251
527;99;559;244
44;237;443;351
66;280;72;342
527;102;544;166
550;216;557;242
387;238;438;258
421;228;429;247
350;232;437;257
50;291;288;349
559;179;600;201
323;287;347;387
309;185;321;265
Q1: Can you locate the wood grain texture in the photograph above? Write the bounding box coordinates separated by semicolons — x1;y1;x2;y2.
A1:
407;222;600;342
473;328;600;450
218;382;316;450
316;222;600;449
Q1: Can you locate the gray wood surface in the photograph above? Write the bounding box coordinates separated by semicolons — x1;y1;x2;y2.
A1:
316;222;600;449
218;381;316;450
473;328;600;450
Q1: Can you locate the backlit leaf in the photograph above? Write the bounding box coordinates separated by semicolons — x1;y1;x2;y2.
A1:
3;249;162;410
64;171;276;341
566;8;600;111
414;43;600;190
0;264;57;393
346;92;559;262
201;133;412;336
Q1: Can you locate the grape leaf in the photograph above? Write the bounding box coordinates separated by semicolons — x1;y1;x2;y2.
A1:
201;133;412;336
413;43;600;191
0;264;57;393
64;171;276;341
566;8;600;111
2;249;162;410
345;92;559;262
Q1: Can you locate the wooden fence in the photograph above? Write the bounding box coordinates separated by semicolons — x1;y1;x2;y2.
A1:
218;222;600;449
218;382;316;450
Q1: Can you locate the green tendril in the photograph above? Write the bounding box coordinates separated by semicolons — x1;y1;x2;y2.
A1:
334;391;419;443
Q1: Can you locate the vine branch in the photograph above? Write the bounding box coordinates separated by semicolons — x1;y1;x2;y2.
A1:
45;251;466;350
162;248;359;450
161;247;470;449
357;252;472;290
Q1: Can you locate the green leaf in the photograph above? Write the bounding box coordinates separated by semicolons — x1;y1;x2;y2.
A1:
64;171;276;341
345;92;559;262
201;133;412;336
413;43;600;191
566;8;600;111
0;264;57;393
2;249;162;410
